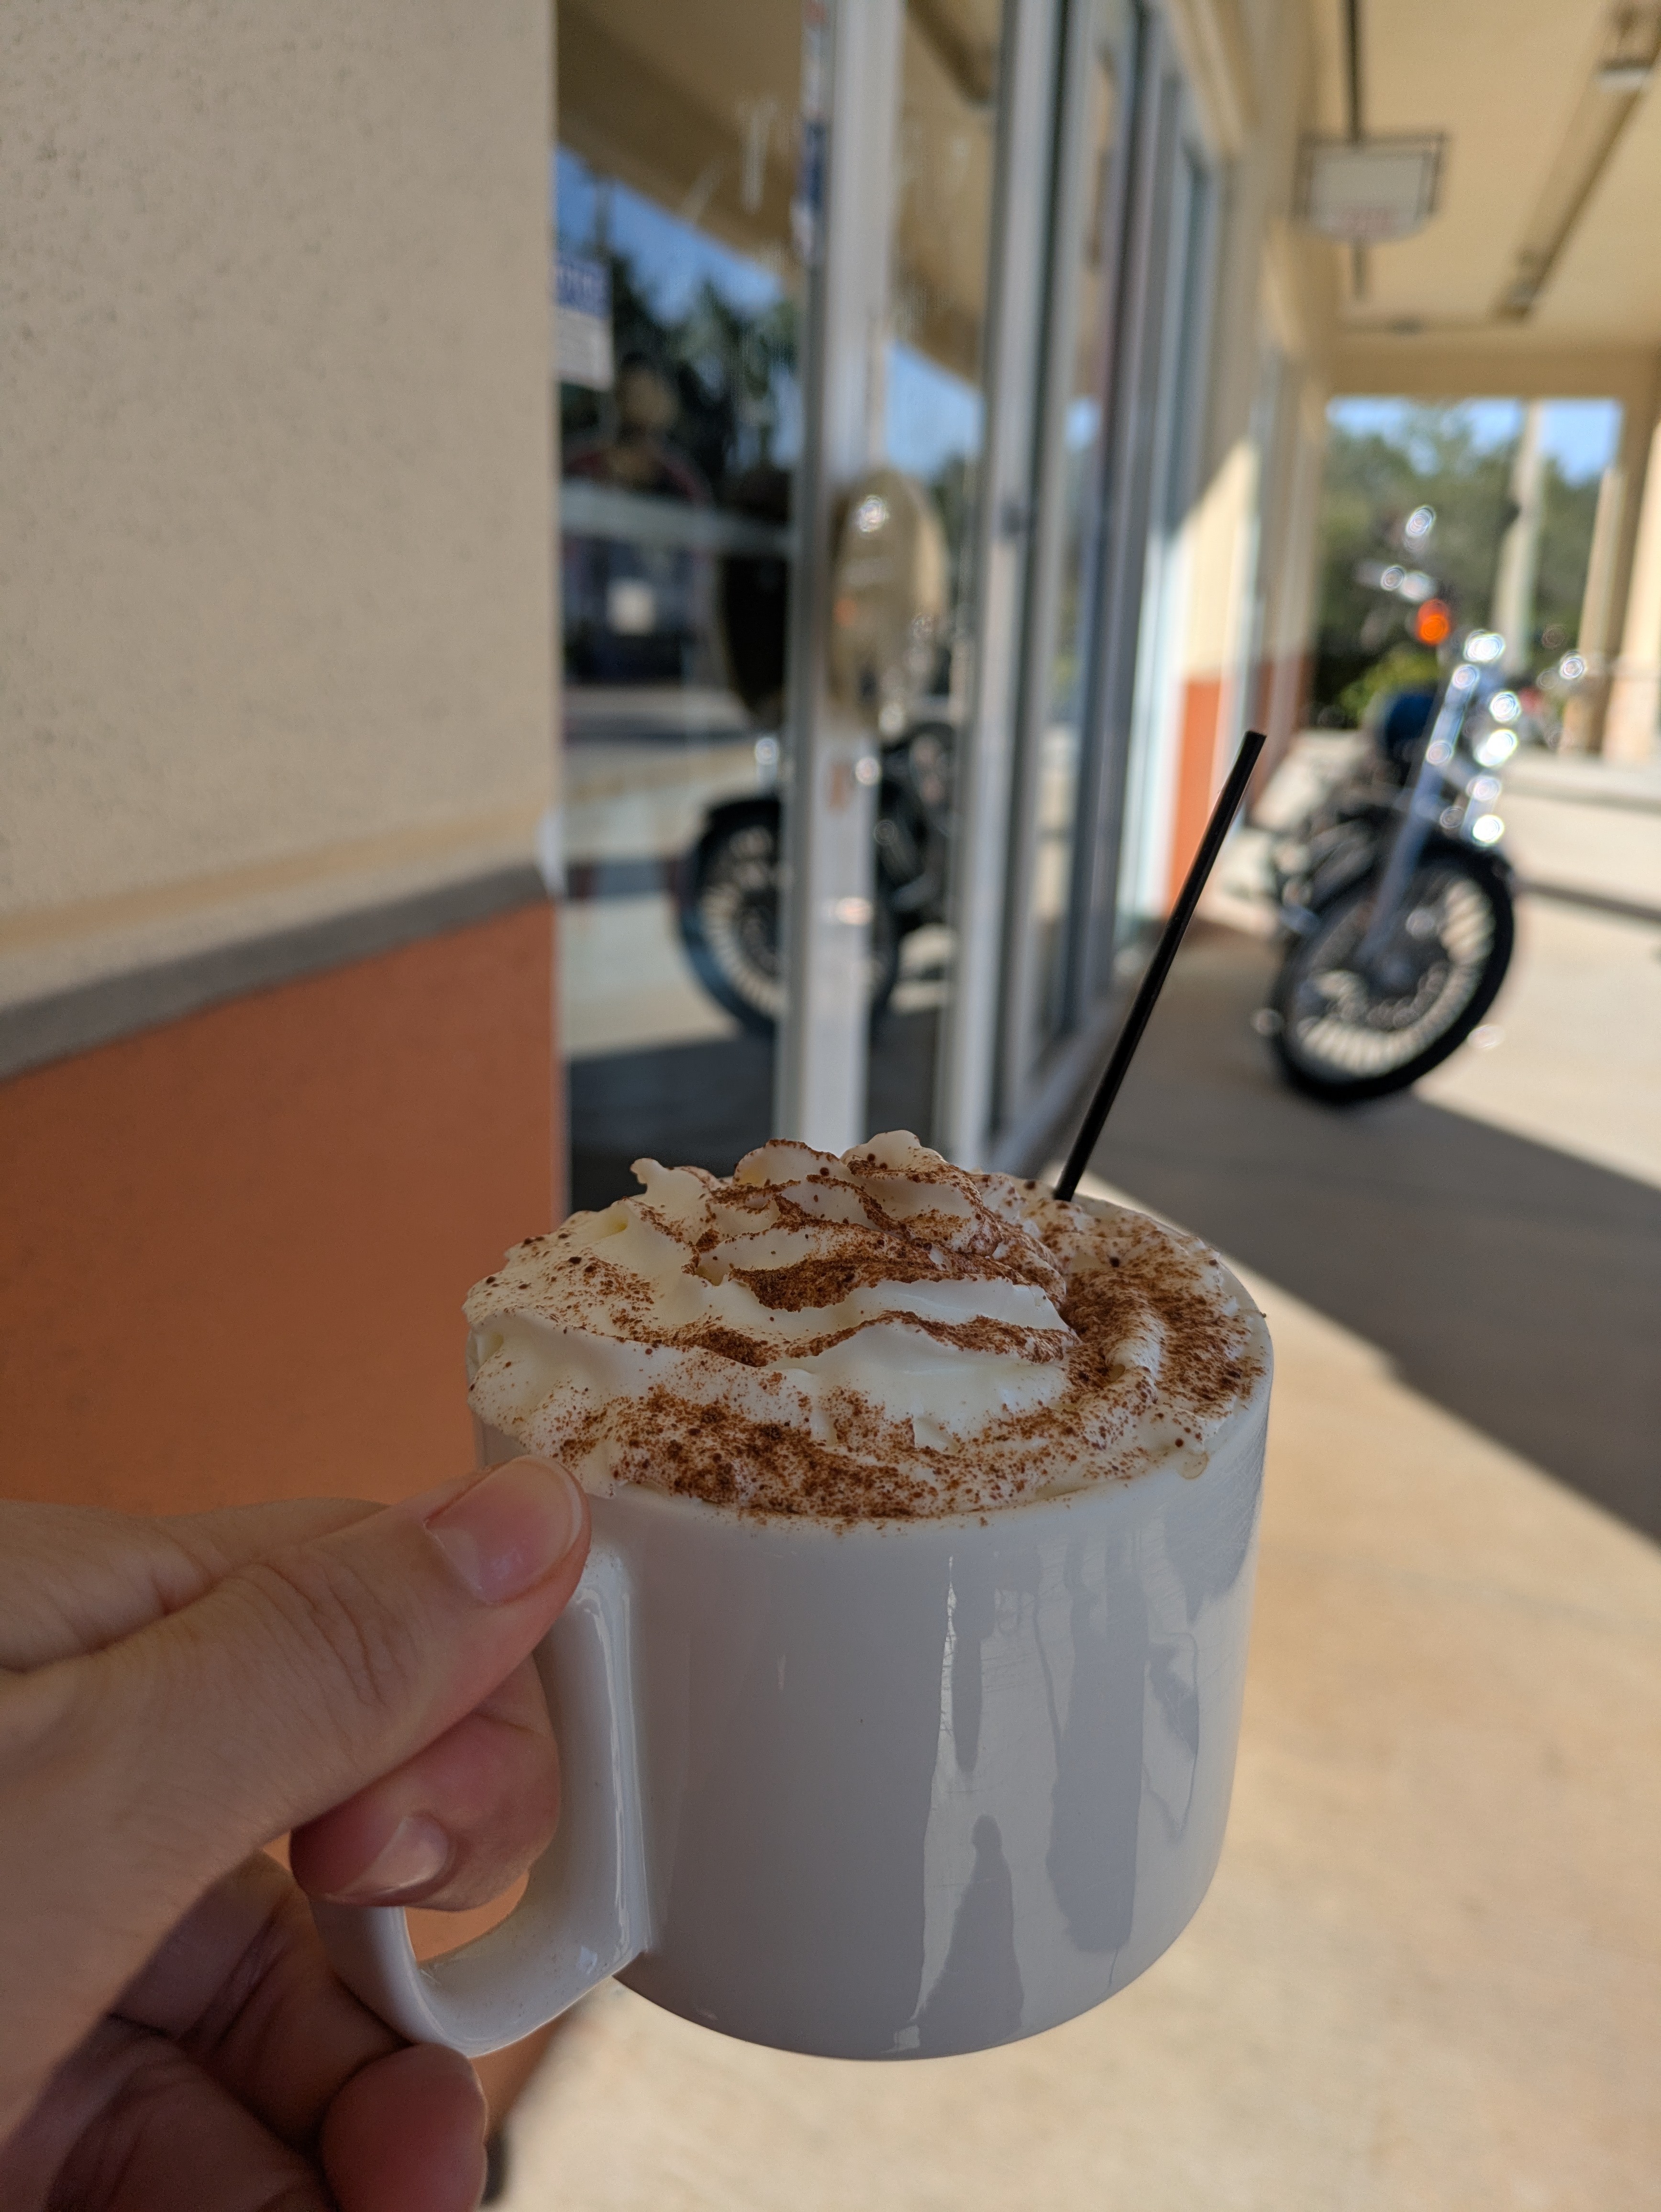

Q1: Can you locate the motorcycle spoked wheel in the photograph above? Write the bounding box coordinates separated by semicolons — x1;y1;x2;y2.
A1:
676;801;900;1037
1268;845;1514;1104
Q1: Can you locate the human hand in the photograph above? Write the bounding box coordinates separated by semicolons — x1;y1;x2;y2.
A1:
0;1459;590;2210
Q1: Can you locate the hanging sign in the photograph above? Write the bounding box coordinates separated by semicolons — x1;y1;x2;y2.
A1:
555;251;614;390
1297;136;1444;243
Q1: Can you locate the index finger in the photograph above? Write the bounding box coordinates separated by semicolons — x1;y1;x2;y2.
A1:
0;1496;392;1670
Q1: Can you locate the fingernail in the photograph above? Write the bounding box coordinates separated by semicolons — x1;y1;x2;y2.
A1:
332;1813;451;1902
418;1457;585;1605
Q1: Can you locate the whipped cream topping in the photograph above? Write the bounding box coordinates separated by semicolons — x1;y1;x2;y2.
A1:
465;1131;1268;1520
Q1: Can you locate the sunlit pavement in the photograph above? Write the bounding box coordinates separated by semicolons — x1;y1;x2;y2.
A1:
493;752;1661;2211
1419;751;1661;1192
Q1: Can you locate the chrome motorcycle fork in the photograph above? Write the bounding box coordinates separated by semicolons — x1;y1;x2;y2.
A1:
1354;677;1473;969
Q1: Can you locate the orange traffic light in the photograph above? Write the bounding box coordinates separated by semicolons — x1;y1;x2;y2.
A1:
1414;599;1452;645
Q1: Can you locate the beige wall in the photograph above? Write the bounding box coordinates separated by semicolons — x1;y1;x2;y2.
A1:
1163;0;1330;884
0;1;555;1010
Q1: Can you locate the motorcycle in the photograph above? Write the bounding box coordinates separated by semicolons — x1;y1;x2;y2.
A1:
675;718;954;1035
676;461;954;1035
1260;635;1520;1103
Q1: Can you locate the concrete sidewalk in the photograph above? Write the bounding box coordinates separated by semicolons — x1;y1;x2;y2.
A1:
496;1260;1661;2211
494;758;1661;2209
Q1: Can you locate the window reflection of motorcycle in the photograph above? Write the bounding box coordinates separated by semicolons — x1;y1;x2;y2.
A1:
677;464;953;1033
675;721;952;1033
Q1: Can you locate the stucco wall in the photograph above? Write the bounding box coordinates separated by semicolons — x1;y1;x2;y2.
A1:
0;2;554;1006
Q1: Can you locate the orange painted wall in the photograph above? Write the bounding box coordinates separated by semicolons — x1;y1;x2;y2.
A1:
1166;674;1226;907
0;903;557;1515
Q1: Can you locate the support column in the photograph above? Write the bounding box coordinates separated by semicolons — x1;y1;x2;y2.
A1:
1261;377;1326;763
1491;400;1546;677
1560;460;1624;752
1604;412;1661;764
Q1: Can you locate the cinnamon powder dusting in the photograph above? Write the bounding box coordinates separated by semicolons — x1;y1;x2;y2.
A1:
464;1132;1268;1524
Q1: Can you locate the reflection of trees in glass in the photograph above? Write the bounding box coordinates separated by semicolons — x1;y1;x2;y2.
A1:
560;250;798;509
1315;405;1603;719
930;448;980;679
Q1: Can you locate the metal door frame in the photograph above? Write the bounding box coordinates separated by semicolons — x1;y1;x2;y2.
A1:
995;0;1145;1140
773;0;904;1152
932;0;1066;1167
1067;12;1185;1018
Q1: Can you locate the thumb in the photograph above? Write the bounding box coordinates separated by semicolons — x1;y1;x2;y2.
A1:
0;1459;587;2122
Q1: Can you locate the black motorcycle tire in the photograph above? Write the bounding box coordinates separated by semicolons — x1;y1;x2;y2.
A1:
676;800;901;1037
1268;842;1515;1105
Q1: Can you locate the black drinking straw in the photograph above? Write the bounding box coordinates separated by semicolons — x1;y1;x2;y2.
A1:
1053;729;1267;1202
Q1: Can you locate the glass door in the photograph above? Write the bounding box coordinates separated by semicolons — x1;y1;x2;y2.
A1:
555;0;805;1206
1113;132;1216;936
994;0;1215;1150
1005;0;1134;1109
1071;21;1216;1012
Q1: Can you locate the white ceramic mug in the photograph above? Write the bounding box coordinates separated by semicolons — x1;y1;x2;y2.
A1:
315;1338;1270;2061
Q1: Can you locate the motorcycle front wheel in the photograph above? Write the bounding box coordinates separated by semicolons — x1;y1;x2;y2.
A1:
1267;844;1514;1104
676;801;900;1037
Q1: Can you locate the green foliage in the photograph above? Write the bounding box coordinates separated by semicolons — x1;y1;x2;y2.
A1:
1336;643;1441;727
1313;403;1606;719
559;253;799;499
1317;407;1512;655
1535;468;1602;650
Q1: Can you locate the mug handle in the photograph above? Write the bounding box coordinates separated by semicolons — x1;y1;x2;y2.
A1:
311;1535;649;2057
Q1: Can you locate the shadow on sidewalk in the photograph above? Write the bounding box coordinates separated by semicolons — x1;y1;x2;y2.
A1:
1084;925;1661;1544
566;1010;938;1215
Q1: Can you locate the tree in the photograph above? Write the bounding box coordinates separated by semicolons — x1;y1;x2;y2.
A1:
1313;404;1605;721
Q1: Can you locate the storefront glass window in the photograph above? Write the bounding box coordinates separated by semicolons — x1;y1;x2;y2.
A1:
554;1;804;1206
1113;141;1213;939
1033;4;1125;1056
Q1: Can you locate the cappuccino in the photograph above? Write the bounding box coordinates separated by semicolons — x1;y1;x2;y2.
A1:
465;1130;1266;1521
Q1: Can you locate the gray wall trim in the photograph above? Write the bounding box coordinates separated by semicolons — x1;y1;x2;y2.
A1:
0;863;550;1083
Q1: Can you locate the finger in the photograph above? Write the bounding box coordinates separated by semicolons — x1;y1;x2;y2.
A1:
112;1854;488;2207
115;1854;403;2148
0;1459;587;2137
1;2013;485;2212
0;2016;332;2212
291;1653;559;1911
323;2044;488;2212
0;1497;383;1670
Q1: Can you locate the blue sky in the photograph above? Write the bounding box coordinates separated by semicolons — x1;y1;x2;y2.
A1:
555;148;783;322
556;145;986;487
886;343;984;481
1329;396;1623;484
